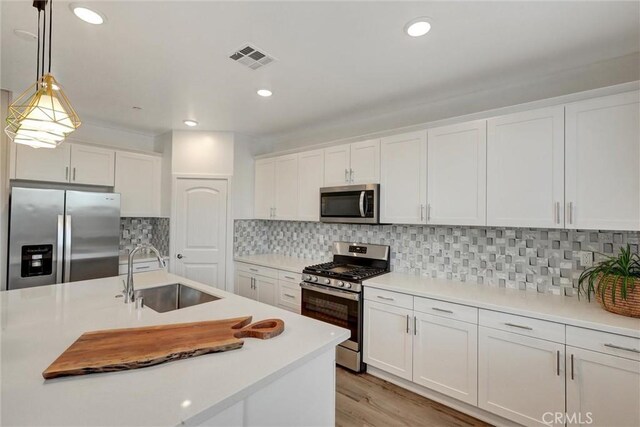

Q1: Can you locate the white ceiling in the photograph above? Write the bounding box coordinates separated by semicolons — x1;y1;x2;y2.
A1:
2;1;639;140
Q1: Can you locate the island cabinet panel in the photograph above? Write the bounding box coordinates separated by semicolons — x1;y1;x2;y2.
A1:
413;312;478;406
487;106;564;228
70;144;115;186
274;154;299;220
254;158;276;219
565;346;640;427
363;300;413;381
565;91;640;231
14;143;71;183
297;149;324;221
114;151;161;217
427;121;487;226
478;326;565;427
379;130;427;224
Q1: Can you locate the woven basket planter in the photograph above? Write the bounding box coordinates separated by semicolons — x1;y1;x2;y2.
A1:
594;275;640;318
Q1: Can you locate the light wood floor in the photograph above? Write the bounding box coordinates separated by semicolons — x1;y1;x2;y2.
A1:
336;368;491;427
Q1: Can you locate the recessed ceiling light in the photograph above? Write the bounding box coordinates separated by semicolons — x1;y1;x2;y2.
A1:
183;120;198;127
13;29;37;42
257;89;272;97
405;18;432;37
70;4;106;25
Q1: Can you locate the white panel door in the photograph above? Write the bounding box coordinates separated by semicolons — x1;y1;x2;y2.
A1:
256;276;278;306
323;144;351;186
254;158;275;219
14;143;70;183
413;312;478;405
236;271;257;300
565;91;640;231
487;106;564;228
566;346;640;427
70;144;115;186
174;178;227;288
114;151;161;217
274;154;299;220
298;149;324;221
380;131;427;224
349;139;380;184
428;121;487;226
478;327;565;426
363;300;413;381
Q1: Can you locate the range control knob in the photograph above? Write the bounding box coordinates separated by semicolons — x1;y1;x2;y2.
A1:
304;275;312;281
311;276;318;282
337;281;345;287
323;278;331;285
344;282;352;289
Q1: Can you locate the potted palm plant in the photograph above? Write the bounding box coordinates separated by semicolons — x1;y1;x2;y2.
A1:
578;244;640;318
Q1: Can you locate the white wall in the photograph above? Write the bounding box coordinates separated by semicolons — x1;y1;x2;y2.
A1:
171;131;234;176
67;121;158;153
233;133;256;220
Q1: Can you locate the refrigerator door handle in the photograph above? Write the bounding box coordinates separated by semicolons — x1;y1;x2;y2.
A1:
64;215;72;282
56;215;64;284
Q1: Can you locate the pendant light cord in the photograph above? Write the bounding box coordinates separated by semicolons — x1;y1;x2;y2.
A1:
41;5;46;80
48;0;52;73
36;9;41;83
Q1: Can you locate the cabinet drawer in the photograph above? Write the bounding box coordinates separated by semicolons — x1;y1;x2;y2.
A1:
119;260;167;275
278;270;302;283
479;309;565;343
567;326;640;361
278;281;301;312
414;297;478;324
364;287;413;310
235;263;278;279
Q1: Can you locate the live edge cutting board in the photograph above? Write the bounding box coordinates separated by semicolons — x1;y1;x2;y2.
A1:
43;316;285;379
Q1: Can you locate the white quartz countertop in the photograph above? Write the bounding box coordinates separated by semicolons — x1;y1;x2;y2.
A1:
234;254;323;274
118;252;170;265
364;273;640;338
0;271;349;426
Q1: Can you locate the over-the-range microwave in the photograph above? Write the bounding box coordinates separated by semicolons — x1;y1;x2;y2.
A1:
319;184;379;224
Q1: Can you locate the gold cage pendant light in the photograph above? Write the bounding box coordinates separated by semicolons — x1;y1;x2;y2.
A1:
5;0;80;149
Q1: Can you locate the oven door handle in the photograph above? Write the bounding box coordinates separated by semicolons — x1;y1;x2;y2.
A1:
300;282;360;301
359;191;365;217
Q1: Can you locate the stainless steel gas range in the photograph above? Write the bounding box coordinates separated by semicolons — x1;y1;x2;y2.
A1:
300;242;390;372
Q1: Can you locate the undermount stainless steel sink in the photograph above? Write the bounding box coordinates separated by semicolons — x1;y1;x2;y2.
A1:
135;283;220;313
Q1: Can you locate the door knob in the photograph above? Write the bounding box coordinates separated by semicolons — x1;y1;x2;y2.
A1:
176;254;184;259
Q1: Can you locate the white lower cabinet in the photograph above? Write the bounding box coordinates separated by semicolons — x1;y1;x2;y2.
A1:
236;270;257;300
363;300;413;380
235;262;302;312
478;326;565;426
255;276;278;306
566;347;640;427
413;312;478;405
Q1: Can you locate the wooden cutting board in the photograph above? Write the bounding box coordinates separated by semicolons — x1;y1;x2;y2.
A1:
42;316;285;379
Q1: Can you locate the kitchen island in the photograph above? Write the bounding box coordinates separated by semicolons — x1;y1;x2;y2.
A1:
0;271;349;426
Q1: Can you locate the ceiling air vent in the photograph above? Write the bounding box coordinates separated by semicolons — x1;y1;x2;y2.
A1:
229;44;275;70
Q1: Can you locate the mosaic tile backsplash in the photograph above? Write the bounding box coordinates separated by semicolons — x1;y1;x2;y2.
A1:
120;217;170;256
234;220;640;296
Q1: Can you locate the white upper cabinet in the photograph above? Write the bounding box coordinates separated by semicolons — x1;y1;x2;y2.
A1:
254;158;276;219
323;140;380;186
298;149;324;221
323;144;351;186
380;131;427;224
349;139;380;184
70;144;115;186
427;121;487;226
565;91;640;231
487;106;565;228
274;154;299;220
114;151;161;217
15;143;71;183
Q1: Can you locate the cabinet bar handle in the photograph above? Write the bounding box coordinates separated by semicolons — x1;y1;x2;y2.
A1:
345;169;349;183
72;167;76;181
406;315;410;334
556;350;560;376
377;295;394;301
284;293;296;299
570;354;574;380
136;266;150;270
284;276;295;280
65;166;69;180
555;202;560;224
432;307;454;314
414;316;417;335
350;168;354;183
504;322;533;331
568;202;574;224
604;343;640;353
427;204;431;221
249;268;258;272
420;205;424;221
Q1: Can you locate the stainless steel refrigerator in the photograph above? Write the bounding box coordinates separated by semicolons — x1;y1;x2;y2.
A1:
7;187;121;290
